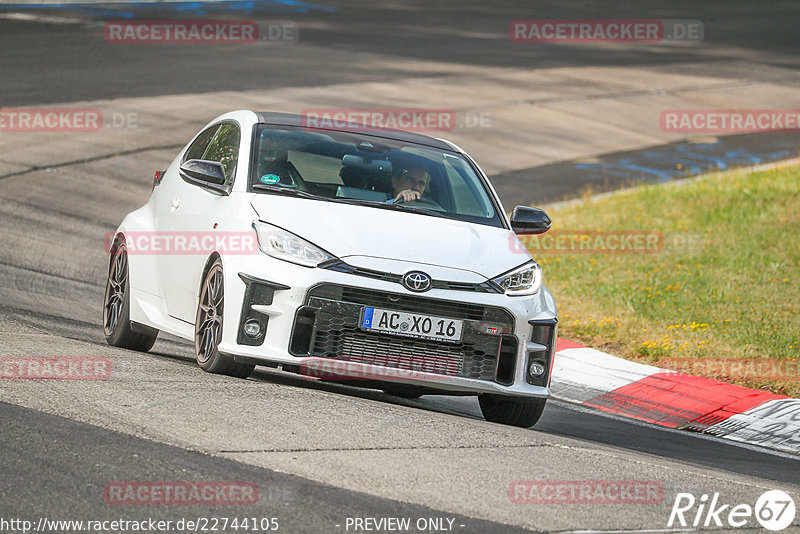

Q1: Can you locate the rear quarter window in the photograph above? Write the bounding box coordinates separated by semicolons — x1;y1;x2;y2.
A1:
202;123;240;183
183;125;219;162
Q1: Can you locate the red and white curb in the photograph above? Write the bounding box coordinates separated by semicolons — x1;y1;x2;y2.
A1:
550;339;800;455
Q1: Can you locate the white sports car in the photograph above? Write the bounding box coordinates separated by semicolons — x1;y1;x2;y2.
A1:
104;110;557;427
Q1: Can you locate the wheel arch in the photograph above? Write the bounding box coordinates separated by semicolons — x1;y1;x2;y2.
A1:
198;252;223;298
106;232;126;268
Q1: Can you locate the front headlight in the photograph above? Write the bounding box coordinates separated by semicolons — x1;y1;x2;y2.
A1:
253;221;335;267
492;262;542;296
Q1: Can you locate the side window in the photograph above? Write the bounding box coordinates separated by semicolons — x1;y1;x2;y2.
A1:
184;125;219;162
202;123;240;184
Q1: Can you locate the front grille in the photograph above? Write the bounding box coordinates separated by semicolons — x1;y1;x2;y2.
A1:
320;260;501;293
339;332;464;377
308;284;511;322
292;284;516;382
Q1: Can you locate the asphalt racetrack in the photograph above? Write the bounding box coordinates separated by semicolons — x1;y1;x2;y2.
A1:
0;1;798;532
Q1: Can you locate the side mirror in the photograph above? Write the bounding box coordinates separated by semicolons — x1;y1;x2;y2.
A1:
510;206;551;235
179;159;231;195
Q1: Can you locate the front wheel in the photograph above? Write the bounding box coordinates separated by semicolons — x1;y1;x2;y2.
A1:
194;258;254;379
103;240;158;351
478;394;546;428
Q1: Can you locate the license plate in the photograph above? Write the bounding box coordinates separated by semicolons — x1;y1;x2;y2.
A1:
361;307;463;343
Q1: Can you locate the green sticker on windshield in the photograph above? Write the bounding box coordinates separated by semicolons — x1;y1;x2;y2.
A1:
260;174;281;184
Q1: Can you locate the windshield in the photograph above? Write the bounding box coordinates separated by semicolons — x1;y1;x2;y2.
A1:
250;126;503;228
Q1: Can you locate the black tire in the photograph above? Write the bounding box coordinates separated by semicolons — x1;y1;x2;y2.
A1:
194;258;254;379
382;385;424;399
478;394;547;428
103;240;158;351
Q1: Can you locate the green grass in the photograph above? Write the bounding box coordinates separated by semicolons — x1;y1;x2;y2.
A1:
527;163;800;396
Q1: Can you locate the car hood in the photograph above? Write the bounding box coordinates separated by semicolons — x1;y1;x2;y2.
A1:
250;195;529;279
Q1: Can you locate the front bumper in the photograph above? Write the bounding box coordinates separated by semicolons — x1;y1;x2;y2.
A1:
217;253;557;398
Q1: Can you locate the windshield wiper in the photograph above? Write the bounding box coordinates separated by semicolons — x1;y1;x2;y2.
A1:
252;184;446;218
252;184;322;200
351;199;447;218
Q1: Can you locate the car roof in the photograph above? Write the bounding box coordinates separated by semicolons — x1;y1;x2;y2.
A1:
254;112;456;151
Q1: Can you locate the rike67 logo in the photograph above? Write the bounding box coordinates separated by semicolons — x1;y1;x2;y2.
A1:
668;490;796;531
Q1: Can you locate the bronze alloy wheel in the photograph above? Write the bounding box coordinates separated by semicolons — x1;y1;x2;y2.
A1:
103;244;128;337
195;261;224;365
103;239;157;351
194;258;254;378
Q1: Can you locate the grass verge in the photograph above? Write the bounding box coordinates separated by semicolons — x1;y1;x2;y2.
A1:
525;162;800;396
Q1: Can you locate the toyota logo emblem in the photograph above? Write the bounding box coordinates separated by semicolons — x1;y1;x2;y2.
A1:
403;271;432;292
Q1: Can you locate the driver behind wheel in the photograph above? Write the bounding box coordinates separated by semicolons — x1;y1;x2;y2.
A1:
387;165;430;204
